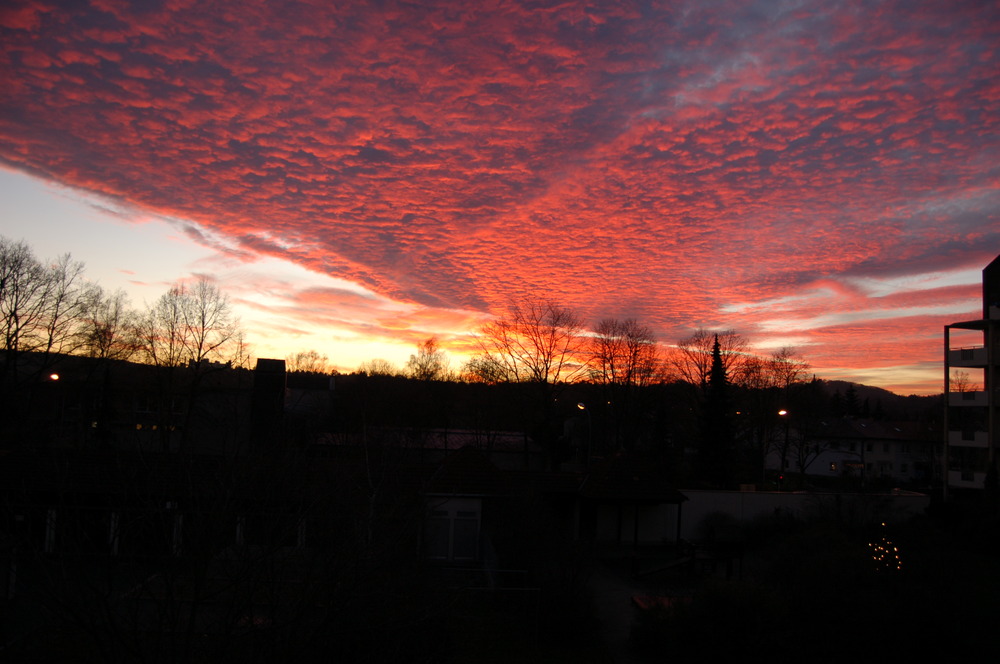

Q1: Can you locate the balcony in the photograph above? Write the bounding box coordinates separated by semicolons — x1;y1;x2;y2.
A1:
947;346;987;367
949;390;987;407
948;430;990;448
948;469;985;489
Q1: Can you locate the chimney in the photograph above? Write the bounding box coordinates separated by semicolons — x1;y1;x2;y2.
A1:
252;359;286;451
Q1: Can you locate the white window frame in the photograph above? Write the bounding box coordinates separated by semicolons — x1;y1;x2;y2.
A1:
425;497;481;562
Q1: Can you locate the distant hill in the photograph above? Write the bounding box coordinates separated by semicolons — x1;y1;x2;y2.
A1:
816;379;942;423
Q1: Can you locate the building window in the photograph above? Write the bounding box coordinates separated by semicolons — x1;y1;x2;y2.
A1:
883;443;890;453
425;497;481;561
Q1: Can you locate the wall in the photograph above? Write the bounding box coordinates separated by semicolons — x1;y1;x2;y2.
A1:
587;490;929;546
677;489;931;541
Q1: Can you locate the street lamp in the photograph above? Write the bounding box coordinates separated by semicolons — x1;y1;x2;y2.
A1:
778;409;790;489
577;402;592;467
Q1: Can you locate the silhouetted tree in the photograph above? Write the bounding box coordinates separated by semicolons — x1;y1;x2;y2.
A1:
587;317;663;451
1;239;96;440
356;358;398;376
460;353;508;383
699;335;736;487
474;297;585;385
78;285;136;361
286;349;331;374
134;279;242;451
1;237;89;377
845;384;860;417
951;369;978;393
672;328;749;390
738;347;810;482
135;279;239;370
830;390;845;417
405;336;448;380
472;297;585;467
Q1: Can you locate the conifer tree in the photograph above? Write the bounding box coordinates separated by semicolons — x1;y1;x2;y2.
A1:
830;390;845;417
845;383;860;417
698;335;735;487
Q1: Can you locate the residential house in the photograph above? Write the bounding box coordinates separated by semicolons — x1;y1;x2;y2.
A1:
766;418;939;487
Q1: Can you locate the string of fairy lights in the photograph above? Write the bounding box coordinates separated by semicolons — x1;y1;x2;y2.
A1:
868;521;902;572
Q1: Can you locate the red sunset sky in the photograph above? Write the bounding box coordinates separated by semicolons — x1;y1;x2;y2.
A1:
1;0;998;394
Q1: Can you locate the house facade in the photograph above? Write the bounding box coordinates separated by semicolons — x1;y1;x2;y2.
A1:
766;418;938;487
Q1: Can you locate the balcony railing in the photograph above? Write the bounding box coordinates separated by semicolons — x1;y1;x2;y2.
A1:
947;346;987;367
948;390;987;407
948;430;989;448
948;469;985;489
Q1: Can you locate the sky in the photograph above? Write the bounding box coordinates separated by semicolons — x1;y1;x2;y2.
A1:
1;0;998;395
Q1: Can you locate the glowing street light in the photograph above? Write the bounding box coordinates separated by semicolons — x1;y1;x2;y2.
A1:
777;409;790;489
577;402;591;466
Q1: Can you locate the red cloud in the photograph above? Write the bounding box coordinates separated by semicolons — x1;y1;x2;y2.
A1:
1;0;997;393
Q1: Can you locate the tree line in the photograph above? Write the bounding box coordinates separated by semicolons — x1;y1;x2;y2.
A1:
1;236;244;376
7;235;863;487
1;236;249;451
354;298;808;393
342;295;820;485
2;234;808;388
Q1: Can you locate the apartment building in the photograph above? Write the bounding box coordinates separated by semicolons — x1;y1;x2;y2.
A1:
943;254;1000;493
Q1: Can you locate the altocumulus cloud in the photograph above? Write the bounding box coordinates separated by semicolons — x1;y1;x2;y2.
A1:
1;0;998;392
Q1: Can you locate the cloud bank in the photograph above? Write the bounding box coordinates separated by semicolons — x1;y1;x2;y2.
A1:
2;0;998;392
